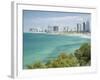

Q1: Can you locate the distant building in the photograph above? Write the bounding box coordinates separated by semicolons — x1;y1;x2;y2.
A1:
53;26;59;32
83;22;86;32
77;23;83;32
48;26;53;33
29;21;90;33
76;21;90;33
86;21;90;32
66;27;69;32
79;24;82;32
77;24;79;32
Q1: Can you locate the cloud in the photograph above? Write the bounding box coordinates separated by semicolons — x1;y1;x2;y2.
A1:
47;16;83;21
32;16;87;23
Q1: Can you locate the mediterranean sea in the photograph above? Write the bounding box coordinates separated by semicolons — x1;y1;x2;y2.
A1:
23;33;90;69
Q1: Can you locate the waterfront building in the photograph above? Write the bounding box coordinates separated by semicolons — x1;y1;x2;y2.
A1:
48;26;53;33
86;21;90;32
83;22;86;32
53;26;59;32
77;24;79;32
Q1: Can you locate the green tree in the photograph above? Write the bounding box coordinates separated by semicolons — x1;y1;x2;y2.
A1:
46;53;78;68
27;61;46;69
74;43;91;66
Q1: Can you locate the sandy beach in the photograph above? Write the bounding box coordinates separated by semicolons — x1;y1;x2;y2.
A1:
46;32;91;39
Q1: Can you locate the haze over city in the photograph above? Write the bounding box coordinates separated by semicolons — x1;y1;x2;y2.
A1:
23;10;91;33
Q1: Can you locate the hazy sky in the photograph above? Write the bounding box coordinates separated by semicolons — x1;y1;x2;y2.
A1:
23;10;91;32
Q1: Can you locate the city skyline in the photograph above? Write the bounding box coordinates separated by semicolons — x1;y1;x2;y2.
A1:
29;21;90;33
23;10;91;32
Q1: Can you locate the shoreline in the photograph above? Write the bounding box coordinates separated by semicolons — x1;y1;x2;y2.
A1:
24;32;91;39
50;33;91;39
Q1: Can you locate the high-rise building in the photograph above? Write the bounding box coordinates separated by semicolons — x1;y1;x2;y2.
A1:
48;26;53;32
83;22;86;32
67;26;69;32
79;24;81;32
53;26;59;32
63;27;66;32
77;24;79;32
86;21;90;32
77;23;83;33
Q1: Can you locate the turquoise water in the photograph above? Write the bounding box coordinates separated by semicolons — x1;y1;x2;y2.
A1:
23;33;90;69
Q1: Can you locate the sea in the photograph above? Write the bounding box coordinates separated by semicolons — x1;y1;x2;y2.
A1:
23;33;90;69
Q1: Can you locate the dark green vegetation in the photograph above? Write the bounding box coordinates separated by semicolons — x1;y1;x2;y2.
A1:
74;43;91;66
26;43;91;69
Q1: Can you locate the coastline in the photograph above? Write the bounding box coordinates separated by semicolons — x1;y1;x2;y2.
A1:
44;32;91;39
24;32;91;39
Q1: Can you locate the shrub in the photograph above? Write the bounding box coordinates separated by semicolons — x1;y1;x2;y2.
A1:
27;61;46;69
46;53;78;68
26;43;91;69
74;43;91;66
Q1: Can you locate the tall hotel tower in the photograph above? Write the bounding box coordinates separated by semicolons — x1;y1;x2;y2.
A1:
76;21;90;33
83;21;90;33
83;22;86;32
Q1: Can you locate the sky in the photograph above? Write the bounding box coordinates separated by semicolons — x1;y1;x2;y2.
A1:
23;10;91;32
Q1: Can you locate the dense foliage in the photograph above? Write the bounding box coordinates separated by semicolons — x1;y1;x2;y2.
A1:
26;43;91;69
74;43;91;66
46;53;78;68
